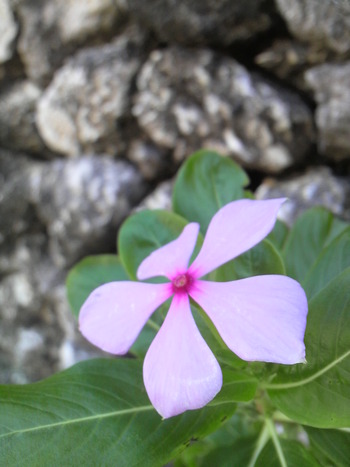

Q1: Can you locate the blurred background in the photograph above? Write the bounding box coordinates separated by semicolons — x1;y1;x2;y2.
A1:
0;0;349;383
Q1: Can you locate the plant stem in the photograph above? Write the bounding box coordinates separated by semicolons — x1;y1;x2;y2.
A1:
247;423;270;467
265;418;288;467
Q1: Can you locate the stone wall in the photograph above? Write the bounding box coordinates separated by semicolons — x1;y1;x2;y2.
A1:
0;0;349;383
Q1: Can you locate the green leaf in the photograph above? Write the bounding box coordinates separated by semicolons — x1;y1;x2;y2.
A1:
0;359;236;466
282;207;348;282
303;227;350;299
174;412;263;467
266;268;350;428
197;436;259;467
266;219;289;251
255;439;318;467
66;255;129;318
213;239;285;282
219;368;258;402
173;150;249;233
118;210;196;280
305;427;350;467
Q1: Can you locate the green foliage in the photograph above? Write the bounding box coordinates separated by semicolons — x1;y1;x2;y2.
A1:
118;209;196;280
66;254;129;318
3;150;350;465
282;207;348;283
213;238;285;282
303;226;350;299
255;439;318;467
305;427;350;467
266;219;289;250
0;359;236;466
266;268;350;428
173;150;249;233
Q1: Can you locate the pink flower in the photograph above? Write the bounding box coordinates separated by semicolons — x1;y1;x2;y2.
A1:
79;199;307;418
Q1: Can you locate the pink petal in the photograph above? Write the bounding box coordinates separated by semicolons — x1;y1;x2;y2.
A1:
137;222;200;280
79;282;172;354
188;198;286;278
143;293;222;418
190;275;307;364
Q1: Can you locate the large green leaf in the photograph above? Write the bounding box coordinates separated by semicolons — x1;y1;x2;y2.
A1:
172;150;249;233
305;427;350;467
174;412;263;467
66;255;129;318
118;210;198;280
266;219;289;251
195;436;259;467
303;227;350;299
266;268;350;428
0;359;236;466
255;439;318;467
282;207;348;282
219;368;258;403
213;239;285;282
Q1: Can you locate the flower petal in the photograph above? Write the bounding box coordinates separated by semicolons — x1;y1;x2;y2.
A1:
190;275;307;364
137;222;200;280
143;293;222;418
79;282;172;354
188;198;286;278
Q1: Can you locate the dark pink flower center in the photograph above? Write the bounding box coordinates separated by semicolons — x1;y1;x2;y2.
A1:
172;272;193;294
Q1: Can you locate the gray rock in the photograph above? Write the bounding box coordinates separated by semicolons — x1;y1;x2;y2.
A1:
137;179;173;211
127;138;170;180
255;39;330;89
0;150;146;281
276;0;350;56
0;221;98;384
125;0;272;46
13;0;124;85
305;62;350;161
263;1;350;86
0;150;65;383
36;27;146;157
256;167;350;225
0;150;37;243
29;155;147;268
0;149;146;382
133;47;314;173
0;0;17;63
55;0;124;44
0;80;49;154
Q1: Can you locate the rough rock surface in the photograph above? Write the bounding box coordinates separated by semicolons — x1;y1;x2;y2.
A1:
134;47;314;172
127;138;170;180
256;167;350;225
0;80;48;154
276;0;350;56
260;0;350;86
0;0;17;63
1;0;350;385
30;155;147;268
138;180;173;211
0;150;63;383
305;62;350;161
125;0;273;46
13;0;124;85
255;39;330;89
0;150;146;382
36;27;146;157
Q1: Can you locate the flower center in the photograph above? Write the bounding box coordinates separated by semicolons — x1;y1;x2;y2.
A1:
172;272;193;294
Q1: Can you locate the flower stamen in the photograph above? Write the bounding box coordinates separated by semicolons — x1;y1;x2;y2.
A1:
172;272;193;294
